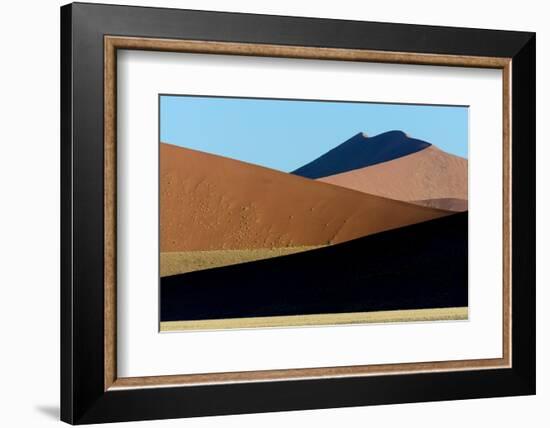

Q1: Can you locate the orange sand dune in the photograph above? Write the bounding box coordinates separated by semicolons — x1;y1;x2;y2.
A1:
318;146;468;211
413;198;468;211
160;143;451;252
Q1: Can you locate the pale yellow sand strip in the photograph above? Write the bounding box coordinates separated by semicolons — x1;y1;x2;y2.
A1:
161;246;323;277
160;307;468;332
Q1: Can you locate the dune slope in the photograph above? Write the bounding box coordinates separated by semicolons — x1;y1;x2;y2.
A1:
161;212;468;323
318;146;467;210
160;143;449;252
413;198;468;211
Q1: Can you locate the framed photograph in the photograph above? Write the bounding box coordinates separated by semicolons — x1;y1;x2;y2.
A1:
61;2;535;424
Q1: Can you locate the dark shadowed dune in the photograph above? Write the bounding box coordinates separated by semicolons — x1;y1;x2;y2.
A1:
161;212;468;322
292;130;431;179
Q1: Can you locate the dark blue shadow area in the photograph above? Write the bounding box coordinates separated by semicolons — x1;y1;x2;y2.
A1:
160;212;468;322
292;130;431;178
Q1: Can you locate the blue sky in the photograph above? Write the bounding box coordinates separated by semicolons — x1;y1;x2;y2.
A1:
160;95;468;172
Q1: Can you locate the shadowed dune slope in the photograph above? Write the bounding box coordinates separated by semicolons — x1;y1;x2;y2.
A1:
318;146;468;210
161;212;468;322
292;130;431;179
160;143;450;252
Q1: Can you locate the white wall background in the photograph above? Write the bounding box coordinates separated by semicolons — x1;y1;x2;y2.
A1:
0;1;545;426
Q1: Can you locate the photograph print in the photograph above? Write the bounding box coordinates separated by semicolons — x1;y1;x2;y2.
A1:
159;95;469;332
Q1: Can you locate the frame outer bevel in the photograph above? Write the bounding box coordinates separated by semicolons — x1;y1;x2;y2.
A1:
510;34;536;392
60;3;74;425
61;2;536;424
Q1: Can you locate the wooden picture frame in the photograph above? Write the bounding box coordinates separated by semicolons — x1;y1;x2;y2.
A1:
61;2;535;424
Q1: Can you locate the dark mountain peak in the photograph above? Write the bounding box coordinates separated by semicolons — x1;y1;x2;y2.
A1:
353;130;409;142
292;130;431;179
383;130;408;138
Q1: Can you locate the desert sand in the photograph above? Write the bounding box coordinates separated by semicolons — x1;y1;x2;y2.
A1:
160;307;468;331
318;146;468;210
412;197;468;211
161;212;468;325
160;143;451;252
160;246;322;277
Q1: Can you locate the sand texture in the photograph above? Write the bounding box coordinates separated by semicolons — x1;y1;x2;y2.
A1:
412;198;468;211
160;246;322;277
160;143;450;252
318;146;467;210
160;307;468;331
